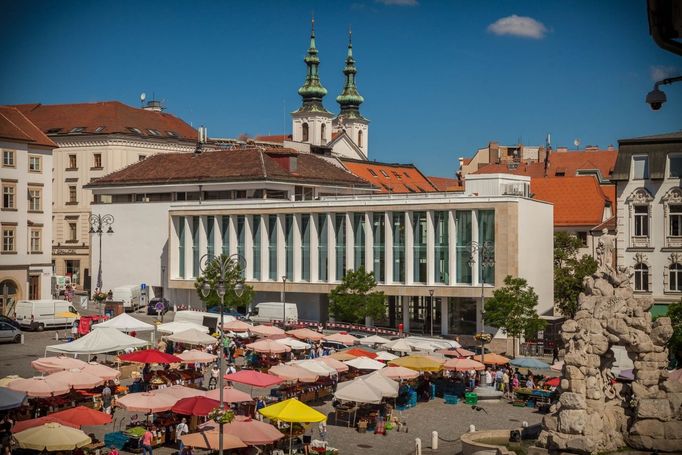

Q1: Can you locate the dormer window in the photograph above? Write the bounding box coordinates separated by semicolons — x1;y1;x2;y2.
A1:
127;127;143;135
669;154;682;178
380;170;389;177
69;127;86;133
368;169;377;177
167;131;177;137
94;126;105;133
632;156;649;180
148;129;161;136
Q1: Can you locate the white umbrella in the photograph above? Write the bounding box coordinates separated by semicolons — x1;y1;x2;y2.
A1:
384;338;413;354
344;357;386;371
292;359;337;377
359;335;391;346
167;329;217;346
334;378;383;404
375;351;398;361
362;371;399;398
46;328;147;355
92;313;154;332
157;321;209;334
275;337;311;350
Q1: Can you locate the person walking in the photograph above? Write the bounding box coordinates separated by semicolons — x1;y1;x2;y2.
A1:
140;427;154;455
71;320;79;340
175;418;189;455
552;346;560;364
101;382;113;414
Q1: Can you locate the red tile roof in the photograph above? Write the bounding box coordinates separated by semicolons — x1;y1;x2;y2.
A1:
0;106;57;148
428;176;464;192
13;101;197;141
473;150;617;179
254;134;291;143
86;148;371;188
340;159;438;193
531;177;614;227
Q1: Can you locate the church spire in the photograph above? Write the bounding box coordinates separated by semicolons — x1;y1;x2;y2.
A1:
336;28;365;120
296;17;330;114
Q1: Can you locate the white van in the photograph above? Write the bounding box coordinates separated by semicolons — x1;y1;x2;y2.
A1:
249;302;299;324
112;285;141;311
174;310;236;333
15;300;79;331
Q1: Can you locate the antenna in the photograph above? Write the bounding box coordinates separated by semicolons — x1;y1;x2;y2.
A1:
140;92;146;107
573;138;581;150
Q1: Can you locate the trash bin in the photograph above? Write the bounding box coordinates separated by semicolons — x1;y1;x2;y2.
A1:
465;392;478;405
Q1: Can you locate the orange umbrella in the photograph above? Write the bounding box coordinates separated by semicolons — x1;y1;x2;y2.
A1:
286;328;325;341
345;348;378;359
475;353;510;365
222;320;254;332
51;406;112;427
48;369;104;389
204;387;253;404
245;339;291;354
329;351;356;361
179;431;246;450
7;377;70;397
250;325;285;337
443;358;485;372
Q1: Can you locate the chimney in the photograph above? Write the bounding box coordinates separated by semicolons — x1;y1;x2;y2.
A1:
557;147;568;153
488;141;499;164
194;126;207;154
607;145;615;151
458;157;464;171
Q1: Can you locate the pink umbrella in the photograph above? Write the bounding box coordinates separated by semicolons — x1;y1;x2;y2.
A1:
250;325;285;337
222;320;254;333
204;387;253;404
116;392;178;412
176;350;218;364
48;369;104;389
80;363;120;381
269;364;319;383
286;328;325;341
155;385;206;400
323;332;359;345
7;377;70;397
381;366;419;380
436;348;475;358
32;357;88;374
443;357;485;372
224;370;283;389
201;415;284;445
318;356;350;373
245;339;291;354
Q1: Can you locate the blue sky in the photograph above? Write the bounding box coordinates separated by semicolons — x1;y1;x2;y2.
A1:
1;0;681;177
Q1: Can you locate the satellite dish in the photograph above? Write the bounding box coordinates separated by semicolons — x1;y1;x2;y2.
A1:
573;138;581;148
140;92;146;102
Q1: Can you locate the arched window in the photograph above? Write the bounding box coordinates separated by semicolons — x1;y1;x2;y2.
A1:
320;124;326;143
358;130;363;148
634;263;649;292
670;263;682;292
302;123;309;142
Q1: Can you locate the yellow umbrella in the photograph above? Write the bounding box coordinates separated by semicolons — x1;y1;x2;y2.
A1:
56;311;79;318
0;375;22;387
389;355;443;372
259;398;326;455
14;422;91;450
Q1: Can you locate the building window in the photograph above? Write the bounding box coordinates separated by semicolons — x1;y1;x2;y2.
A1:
68;154;77;169
335;214;346;281
138;155;147;161
632;156;649;180
65;260;80;284
93;153;102;168
301;215;311;281
2;227;15;253
253;215;261;281
354;213;366;271
2;185;15;209
284;215;293;281
434;211;449;284
321;123;326;143
380;170;389;178
178;217;185;278
634;206;649;237
634;263;649;292
373;213;385;283
68;223;78;242
627;188;653;248
663;188;682;248
69;186;77;204
413;212;427;283
318;214;329;281
302;123;309;142
28;188;41;211
368;169;377;177
268;215;277;281
192;217;200;278
2;150;15;167
671;205;682;237
28;156;41;172
478;210;495;284
392;213;405;282
30;229;41;253
358;130;363;148
670;154;682;178
456;211;473;284
577;231;588;247
670;263;682;292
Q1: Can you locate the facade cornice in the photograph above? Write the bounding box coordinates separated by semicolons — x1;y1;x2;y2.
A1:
52;135;196;152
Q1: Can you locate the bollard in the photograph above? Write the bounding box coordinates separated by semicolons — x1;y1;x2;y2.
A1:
55;332;59;340
522;421;528;428
469;424;476;433
20;333;25;344
415;437;422;455
432;431;438;450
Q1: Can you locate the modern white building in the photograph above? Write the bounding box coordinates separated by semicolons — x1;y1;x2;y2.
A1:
0;106;56;311
613;132;682;317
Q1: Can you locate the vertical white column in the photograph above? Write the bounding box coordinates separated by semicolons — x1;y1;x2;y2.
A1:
183;217;193;279
214;216;223;256
345;213;354;271
448;210;457;286
170;216;180;279
384;212;393;284
440;297;449;336
198;216;208;262
328;213;336;282
228;216;238;256
293;214;302;282
472;210;480;286
401;296;410;332
276;214;286;280
426;210;435;286
310;214;319;282
364;212;373;274
405;211;414;284
260;215;268;281
244;215;254;280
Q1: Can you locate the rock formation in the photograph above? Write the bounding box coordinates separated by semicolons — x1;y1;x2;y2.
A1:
538;237;681;453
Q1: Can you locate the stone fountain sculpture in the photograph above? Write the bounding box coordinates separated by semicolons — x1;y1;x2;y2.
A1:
537;231;682;452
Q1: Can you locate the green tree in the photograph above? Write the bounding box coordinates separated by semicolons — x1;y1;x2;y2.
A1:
194;254;254;312
665;299;682;367
328;267;386;324
484;275;546;357
554;232;598;318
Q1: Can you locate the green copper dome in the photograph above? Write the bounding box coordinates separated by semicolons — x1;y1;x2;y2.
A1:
336;31;365;120
296;19;331;114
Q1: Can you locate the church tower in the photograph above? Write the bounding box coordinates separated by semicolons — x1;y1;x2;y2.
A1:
333;30;369;157
291;19;334;146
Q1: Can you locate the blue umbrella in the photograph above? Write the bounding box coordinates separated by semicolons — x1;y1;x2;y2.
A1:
510;357;551;370
0;386;27;411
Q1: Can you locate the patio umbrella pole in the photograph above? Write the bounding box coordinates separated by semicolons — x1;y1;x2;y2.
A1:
289;423;293;455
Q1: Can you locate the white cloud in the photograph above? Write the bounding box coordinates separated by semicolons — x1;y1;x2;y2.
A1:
650;65;679;82
375;0;419;6
487;15;548;39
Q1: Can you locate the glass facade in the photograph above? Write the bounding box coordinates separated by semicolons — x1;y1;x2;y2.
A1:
268;215;277;280
373;213;385;282
178;216;185;278
335;214;346;281
221;216;229;256
301;215;310;281
353;213;365;271
447;297;477;335
478;210;495;284
318;214;328;281
192;217;200;277
456;211;472;284
252;215;261;280
413;212;427;283
237;216;245;261
393;213;405;282
206;216;215;258
285;214;294;281
434;211;449;283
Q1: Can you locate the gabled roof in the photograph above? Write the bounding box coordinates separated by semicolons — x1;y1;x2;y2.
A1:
340;158;438;193
14;101;197;141
473;150;618;179
428;176;464;192
86;148;371;188
0;106;57;148
531;177;614;227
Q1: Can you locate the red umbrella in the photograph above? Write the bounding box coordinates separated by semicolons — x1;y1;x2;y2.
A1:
172;396;220;417
224;370;283;388
12;416;78;433
51;406;112;427
544;377;561;387
119;349;182;364
345;348;377;359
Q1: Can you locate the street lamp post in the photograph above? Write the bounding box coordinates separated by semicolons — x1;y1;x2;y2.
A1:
428;289;434;337
281;276;287;329
199;253;245;455
88;214;114;315
468;241;495;366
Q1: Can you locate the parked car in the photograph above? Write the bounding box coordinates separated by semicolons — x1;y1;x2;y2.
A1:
0;321;22;343
0;315;21;330
147;297;171;315
207;307;246;320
